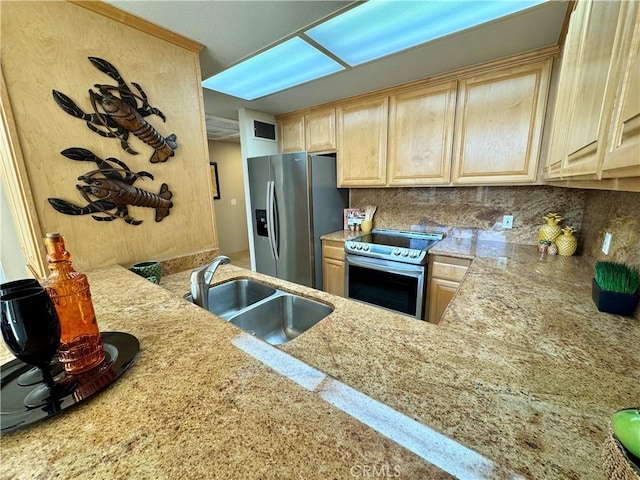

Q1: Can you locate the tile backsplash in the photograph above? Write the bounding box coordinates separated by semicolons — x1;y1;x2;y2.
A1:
351;186;586;246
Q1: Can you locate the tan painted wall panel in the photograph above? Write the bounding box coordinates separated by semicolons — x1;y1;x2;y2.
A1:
1;1;216;272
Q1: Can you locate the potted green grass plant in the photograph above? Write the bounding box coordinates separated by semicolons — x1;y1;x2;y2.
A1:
592;261;640;316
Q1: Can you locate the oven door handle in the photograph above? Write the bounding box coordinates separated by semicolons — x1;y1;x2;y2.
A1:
346;255;423;278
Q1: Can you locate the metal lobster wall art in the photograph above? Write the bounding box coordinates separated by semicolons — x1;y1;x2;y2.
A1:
48;148;173;225
52;57;177;163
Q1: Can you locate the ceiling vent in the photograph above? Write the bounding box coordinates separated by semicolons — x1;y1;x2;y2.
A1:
253;120;277;141
205;115;240;143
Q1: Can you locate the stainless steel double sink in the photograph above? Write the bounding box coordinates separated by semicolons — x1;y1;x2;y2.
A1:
186;279;333;345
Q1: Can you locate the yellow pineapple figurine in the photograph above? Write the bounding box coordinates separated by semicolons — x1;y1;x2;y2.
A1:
556;226;578;256
537;213;563;243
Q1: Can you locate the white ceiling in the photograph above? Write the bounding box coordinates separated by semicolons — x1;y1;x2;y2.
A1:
106;0;569;138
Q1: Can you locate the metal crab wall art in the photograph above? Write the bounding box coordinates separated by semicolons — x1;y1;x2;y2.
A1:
52;57;177;163
48;148;173;225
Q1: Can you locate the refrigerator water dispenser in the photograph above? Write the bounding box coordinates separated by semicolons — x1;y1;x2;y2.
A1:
255;209;268;237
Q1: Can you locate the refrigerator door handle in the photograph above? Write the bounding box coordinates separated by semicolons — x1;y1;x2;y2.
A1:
267;181;279;261
266;181;274;259
271;181;279;260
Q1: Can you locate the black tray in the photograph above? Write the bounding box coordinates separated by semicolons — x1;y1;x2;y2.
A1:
1;331;139;434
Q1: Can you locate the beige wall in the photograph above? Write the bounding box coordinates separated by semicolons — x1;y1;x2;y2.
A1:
209;141;249;255
0;1;216;275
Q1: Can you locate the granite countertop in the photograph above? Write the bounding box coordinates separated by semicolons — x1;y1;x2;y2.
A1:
1;237;638;479
320;229;362;242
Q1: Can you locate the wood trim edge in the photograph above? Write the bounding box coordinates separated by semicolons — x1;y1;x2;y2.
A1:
545;177;640;192
0;67;48;279
69;1;204;53
557;1;577;50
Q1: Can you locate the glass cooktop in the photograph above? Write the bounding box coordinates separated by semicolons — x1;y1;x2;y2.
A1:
356;232;437;250
345;229;443;265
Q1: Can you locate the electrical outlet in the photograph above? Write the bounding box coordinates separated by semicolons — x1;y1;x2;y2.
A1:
502;215;514;229
602;232;612;255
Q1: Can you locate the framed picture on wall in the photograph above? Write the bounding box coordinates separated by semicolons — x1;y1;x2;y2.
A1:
210;162;220;200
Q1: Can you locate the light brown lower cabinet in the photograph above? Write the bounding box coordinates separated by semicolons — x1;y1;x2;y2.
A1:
321;239;345;297
427;255;471;323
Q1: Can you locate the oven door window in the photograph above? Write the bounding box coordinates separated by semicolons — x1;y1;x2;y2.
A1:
347;263;419;316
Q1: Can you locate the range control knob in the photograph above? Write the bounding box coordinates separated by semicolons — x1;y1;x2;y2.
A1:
346;242;354;250
409;251;418;258
401;250;409;257
363;245;370;251
356;244;363;250
393;248;401;256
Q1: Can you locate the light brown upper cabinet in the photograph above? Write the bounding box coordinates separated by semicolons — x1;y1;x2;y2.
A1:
387;82;457;186
279;115;305;153
561;0;623;178
305;109;336;152
544;2;585;181
601;1;640;179
278;108;336;153
452;58;552;184
337;97;388;186
277;50;559;188
544;0;639;186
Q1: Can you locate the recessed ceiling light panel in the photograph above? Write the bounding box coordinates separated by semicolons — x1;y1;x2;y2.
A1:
202;37;344;100
305;1;547;66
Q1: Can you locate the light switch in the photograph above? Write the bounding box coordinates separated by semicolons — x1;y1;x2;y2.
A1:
502;215;514;229
230;198;237;206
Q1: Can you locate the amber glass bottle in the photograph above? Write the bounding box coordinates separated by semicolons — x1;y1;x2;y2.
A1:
43;233;105;374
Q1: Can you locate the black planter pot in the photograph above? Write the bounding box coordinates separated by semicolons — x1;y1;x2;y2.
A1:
592;278;639;316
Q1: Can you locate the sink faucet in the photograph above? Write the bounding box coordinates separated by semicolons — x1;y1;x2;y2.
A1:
190;255;231;310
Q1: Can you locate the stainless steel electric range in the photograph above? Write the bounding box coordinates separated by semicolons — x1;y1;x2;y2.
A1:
344;229;444;320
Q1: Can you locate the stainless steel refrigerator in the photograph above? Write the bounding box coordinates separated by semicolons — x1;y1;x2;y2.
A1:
248;152;348;289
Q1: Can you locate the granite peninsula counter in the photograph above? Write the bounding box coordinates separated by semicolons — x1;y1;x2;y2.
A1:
1;239;638;479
